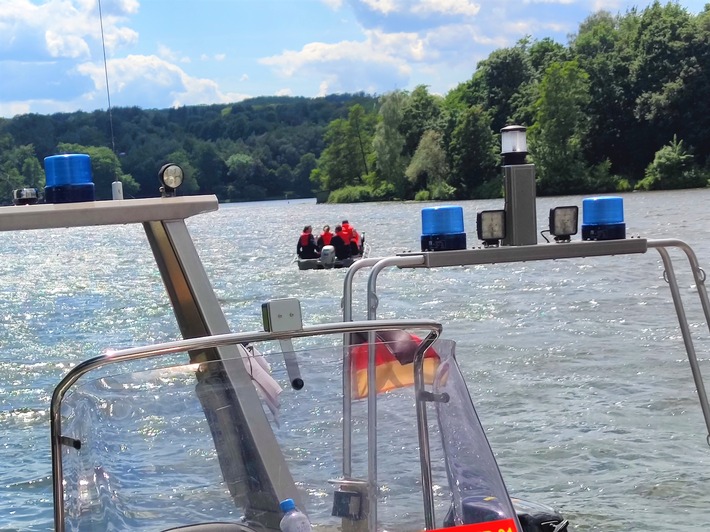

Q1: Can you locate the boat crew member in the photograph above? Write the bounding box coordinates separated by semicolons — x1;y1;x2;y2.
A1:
316;225;333;251
350;228;361;256
340;220;353;246
297;225;320;259
331;225;351;260
342;220;360;256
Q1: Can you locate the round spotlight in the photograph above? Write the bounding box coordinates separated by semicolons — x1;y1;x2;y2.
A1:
158;163;184;196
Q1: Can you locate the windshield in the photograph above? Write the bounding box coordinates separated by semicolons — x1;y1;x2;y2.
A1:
58;336;494;531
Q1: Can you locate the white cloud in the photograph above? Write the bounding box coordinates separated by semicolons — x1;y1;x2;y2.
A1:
321;0;343;8
240;73;249;81
76;55;249;109
201;52;226;62
159;44;179;61
276;88;293;96
45;30;91;58
523;0;575;4
0;0;138;61
412;0;480;17
260;29;426;78
361;0;399;14
318;77;337;97
0;101;32;117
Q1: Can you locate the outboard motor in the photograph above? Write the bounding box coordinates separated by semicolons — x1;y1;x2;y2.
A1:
320;245;336;268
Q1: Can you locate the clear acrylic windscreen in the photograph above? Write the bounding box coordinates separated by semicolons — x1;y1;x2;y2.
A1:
58;336;514;531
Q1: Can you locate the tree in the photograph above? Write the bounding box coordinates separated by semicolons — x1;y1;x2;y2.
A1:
0;134;44;204
226;152;268;200
448;106;499;199
293;153;317;196
312;104;376;193
400;86;442;158
529;60;591;195
372;91;408;198
192;140;227;194
572;10;638;177
465;41;534;132
348;104;374;176
636;135;706;190
629;1;697;167
163;149;200;194
405;130;454;200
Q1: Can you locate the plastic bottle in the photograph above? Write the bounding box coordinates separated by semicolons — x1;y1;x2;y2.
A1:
279;498;312;532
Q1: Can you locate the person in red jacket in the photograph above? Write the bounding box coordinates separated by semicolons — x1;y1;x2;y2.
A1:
297;225;319;259
316;225;333;251
331;225;351;260
342;220;361;256
340;220;353;246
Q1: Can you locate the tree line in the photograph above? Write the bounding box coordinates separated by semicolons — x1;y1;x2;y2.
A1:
1;1;708;204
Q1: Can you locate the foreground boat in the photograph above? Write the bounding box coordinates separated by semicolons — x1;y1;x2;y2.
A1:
3;171;710;531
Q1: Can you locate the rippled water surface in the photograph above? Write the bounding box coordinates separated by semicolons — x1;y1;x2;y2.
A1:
2;189;710;530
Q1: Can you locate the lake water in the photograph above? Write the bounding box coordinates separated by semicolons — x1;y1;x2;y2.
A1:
2;189;710;530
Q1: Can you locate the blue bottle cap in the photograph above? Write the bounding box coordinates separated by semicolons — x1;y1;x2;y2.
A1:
44;154;93;187
421;205;464;236
279;498;296;512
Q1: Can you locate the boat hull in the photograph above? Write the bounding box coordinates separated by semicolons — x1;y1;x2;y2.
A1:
297;257;356;270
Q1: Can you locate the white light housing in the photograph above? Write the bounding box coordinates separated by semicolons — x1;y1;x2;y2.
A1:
477;210;506;246
549;206;579;242
500;125;527;154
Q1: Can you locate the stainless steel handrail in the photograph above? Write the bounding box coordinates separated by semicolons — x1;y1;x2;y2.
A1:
648;239;710;442
51;318;442;532
353;238;710;529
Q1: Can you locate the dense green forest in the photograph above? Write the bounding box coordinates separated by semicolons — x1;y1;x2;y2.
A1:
1;1;710;204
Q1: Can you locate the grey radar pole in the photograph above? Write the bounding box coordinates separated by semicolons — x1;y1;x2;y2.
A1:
501;125;538;246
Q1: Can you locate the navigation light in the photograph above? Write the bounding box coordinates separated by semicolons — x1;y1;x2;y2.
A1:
500;125;528;166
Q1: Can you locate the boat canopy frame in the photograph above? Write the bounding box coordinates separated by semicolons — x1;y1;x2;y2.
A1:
340;238;710;531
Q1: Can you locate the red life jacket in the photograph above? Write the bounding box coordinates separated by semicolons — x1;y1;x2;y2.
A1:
299;233;311;246
341;223;352;244
320;231;333;245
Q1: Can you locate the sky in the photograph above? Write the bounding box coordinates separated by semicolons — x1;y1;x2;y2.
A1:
1;0;708;119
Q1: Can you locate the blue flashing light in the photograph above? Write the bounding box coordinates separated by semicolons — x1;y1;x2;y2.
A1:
421;205;467;251
44;154;95;203
422;205;464;235
581;196;625;241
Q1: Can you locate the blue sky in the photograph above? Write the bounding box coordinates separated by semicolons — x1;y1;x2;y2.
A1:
1;0;707;118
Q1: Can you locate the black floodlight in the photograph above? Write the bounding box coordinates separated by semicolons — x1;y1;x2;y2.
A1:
158;163;184;197
477;210;506;247
549;206;578;242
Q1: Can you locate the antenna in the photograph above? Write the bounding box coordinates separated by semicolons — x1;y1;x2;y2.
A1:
98;0;123;199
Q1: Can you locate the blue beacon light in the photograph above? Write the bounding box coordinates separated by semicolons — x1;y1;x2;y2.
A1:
581;196;625;241
44;154;95;203
420;205;467;251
